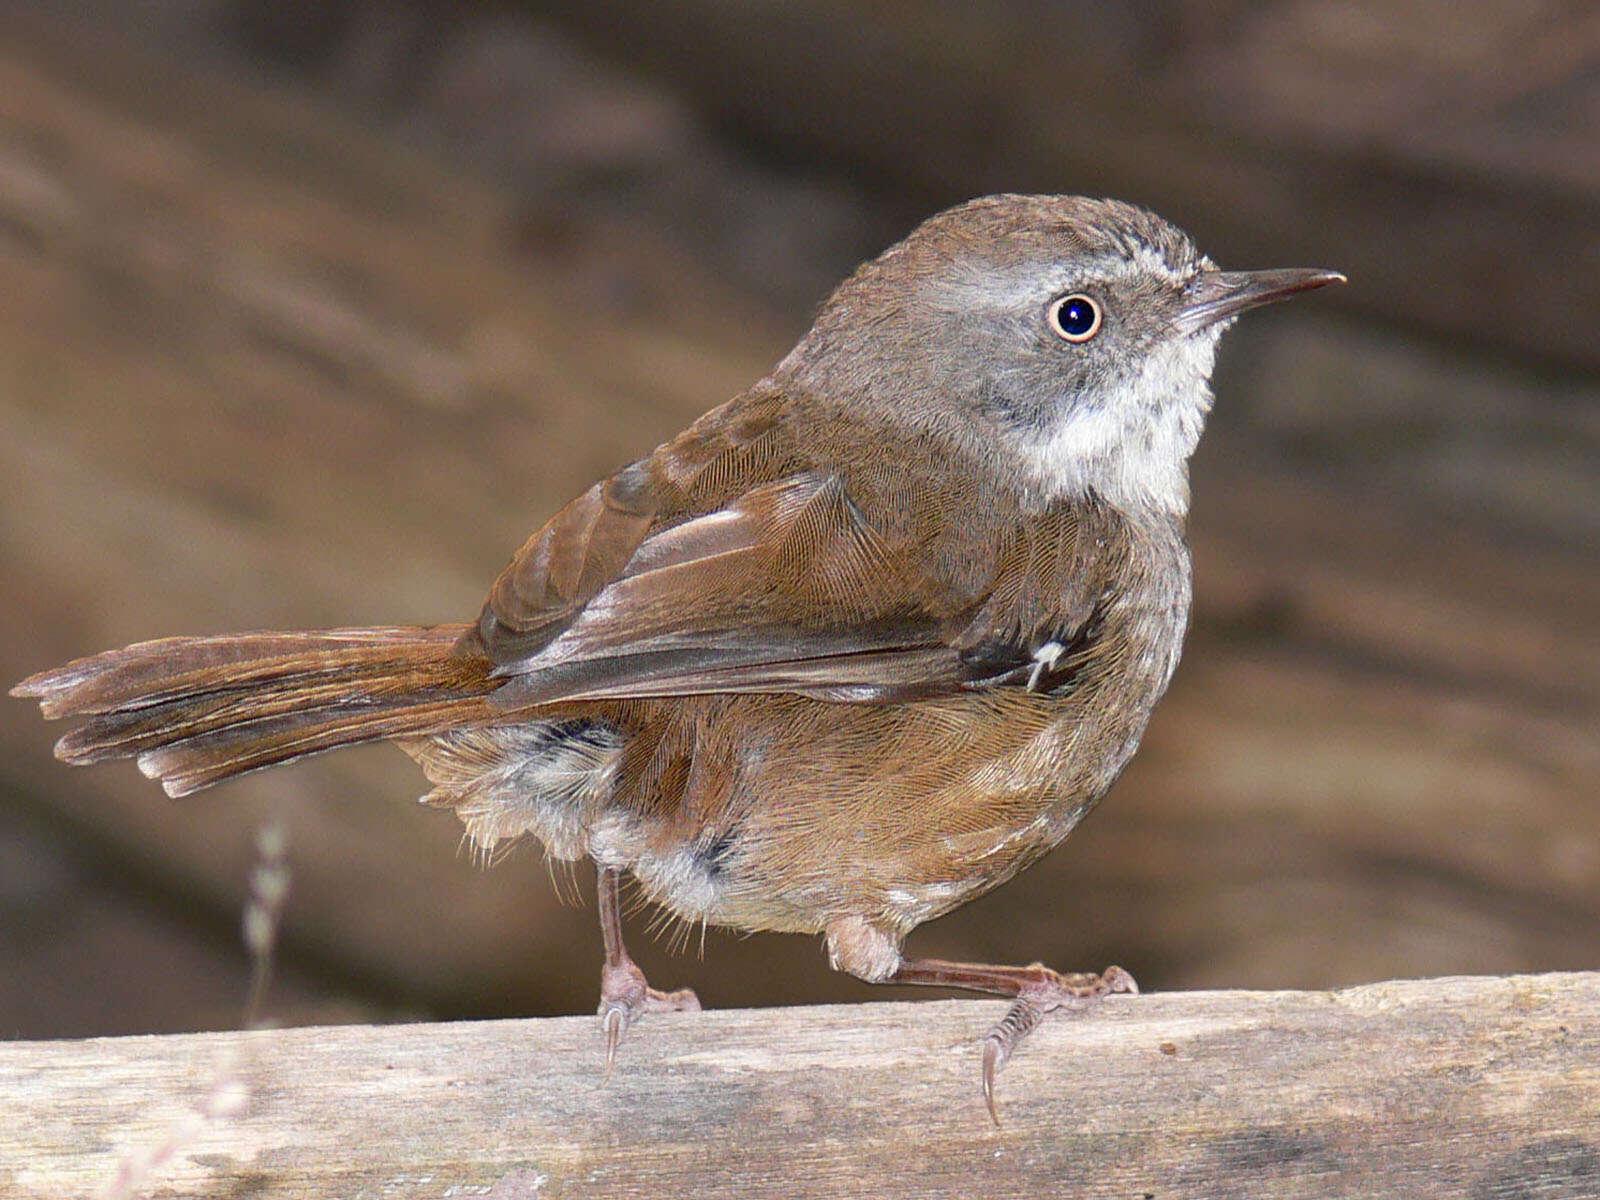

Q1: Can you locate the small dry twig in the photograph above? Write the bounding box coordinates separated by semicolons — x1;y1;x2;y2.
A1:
100;820;291;1200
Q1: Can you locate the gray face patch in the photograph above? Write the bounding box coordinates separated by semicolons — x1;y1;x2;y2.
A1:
777;196;1227;518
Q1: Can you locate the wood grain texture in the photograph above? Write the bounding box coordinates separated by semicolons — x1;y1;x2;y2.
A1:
5;973;1599;1199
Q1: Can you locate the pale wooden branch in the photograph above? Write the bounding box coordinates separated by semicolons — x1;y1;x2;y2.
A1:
5;972;1598;1199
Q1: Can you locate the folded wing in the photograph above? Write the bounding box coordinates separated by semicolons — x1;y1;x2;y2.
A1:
466;396;1114;710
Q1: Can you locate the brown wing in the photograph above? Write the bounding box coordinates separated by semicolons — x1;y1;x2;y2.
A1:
468;391;1117;709
471;391;792;667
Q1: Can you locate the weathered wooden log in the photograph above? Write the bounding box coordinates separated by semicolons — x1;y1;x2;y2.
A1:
6;973;1599;1199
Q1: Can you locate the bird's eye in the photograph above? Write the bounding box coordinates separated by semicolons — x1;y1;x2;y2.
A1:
1047;293;1102;343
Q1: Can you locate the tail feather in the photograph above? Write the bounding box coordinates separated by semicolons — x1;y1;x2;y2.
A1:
135;698;491;798
12;624;498;797
14;626;469;717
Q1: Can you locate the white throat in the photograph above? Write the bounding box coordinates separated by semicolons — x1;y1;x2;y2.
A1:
1016;331;1220;516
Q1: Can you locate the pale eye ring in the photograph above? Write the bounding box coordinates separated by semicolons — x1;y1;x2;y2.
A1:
1047;293;1102;342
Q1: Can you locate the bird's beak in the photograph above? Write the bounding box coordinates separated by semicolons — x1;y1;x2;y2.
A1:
1175;267;1345;334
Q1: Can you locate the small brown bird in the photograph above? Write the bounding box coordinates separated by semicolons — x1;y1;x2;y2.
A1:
13;194;1341;1117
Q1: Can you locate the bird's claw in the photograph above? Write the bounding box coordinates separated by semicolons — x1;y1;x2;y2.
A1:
600;1005;627;1080
980;963;1137;1124
597;959;700;1080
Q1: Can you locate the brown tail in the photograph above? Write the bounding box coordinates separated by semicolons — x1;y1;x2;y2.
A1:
11;625;498;797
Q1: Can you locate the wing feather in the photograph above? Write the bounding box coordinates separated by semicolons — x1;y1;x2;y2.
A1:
466;394;1119;710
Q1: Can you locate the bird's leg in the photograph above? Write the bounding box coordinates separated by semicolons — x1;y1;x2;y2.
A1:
595;865;700;1077
888;957;1137;1122
825;916;1136;1120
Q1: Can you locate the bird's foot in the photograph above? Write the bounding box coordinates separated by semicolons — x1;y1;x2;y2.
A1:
979;963;1137;1123
597;958;700;1079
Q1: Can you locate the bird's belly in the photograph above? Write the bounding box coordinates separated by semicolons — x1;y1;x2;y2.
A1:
599;686;1155;937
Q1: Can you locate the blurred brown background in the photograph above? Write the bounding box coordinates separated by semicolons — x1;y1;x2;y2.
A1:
1;0;1595;1040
